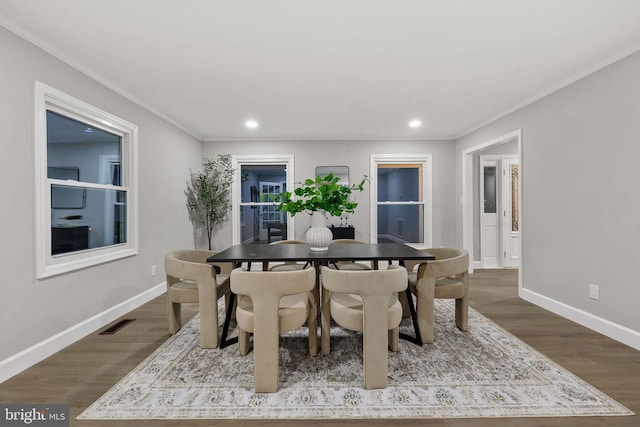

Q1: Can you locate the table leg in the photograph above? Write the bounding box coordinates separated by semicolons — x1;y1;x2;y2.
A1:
398;259;424;346
399;287;423;346
313;260;321;314
219;292;238;349
219;262;242;349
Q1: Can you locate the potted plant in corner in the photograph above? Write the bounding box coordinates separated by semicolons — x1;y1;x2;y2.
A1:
185;154;234;250
273;173;367;251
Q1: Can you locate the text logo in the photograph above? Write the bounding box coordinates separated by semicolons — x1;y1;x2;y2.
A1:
1;405;69;426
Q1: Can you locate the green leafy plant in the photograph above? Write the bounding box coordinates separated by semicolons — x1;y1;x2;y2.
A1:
273;173;367;217
185;154;234;249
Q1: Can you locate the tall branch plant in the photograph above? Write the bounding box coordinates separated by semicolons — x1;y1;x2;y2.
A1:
185;154;234;250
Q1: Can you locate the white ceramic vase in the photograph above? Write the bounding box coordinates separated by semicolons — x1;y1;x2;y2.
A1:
306;210;332;251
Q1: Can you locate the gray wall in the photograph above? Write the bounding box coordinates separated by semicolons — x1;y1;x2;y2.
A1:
0;26;202;361
202;140;457;248
456;51;640;333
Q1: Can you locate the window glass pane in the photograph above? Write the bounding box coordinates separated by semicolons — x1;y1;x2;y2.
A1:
483;166;497;213
240;204;260;243
51;185;126;255
47;111;122;185
377;167;420;202
511;164;519;232
240;164;286;203
377;204;423;244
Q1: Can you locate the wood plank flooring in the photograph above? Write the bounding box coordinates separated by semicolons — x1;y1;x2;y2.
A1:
1;269;638;426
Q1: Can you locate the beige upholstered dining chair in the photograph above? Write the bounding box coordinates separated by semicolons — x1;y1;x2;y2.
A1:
231;267;317;393
328;239;374;270
402;247;469;344
267;240;309;271
320;265;407;389
164;250;232;349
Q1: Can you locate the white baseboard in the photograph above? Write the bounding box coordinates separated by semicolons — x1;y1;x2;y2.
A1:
520;287;640;351
0;283;166;384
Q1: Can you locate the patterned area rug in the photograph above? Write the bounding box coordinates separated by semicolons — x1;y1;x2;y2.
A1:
78;300;633;420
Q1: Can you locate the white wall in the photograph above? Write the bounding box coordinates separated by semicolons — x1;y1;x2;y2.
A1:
0;26;202;374
456;51;640;344
202;139;457;248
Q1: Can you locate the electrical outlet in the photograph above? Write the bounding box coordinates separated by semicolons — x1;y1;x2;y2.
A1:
151;265;157;277
589;284;599;300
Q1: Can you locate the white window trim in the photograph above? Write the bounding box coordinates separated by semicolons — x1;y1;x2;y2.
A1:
369;154;433;247
231;154;295;245
35;82;138;279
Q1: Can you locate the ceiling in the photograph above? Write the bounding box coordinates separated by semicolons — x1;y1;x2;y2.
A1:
1;0;640;141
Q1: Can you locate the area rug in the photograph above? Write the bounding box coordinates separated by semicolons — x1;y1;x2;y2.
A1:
78;300;633;420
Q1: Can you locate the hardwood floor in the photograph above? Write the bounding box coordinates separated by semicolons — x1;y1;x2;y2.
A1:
1;269;638;426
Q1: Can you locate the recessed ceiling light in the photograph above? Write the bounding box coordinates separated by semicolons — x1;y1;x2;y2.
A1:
245;120;259;129
408;120;422;128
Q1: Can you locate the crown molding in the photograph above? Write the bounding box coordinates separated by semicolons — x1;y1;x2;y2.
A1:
0;15;203;141
201;135;456;143
455;45;640;141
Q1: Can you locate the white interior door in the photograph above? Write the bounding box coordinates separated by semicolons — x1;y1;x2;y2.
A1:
480;159;499;268
502;159;520;268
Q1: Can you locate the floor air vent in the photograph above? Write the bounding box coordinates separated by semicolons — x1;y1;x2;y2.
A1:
99;318;136;335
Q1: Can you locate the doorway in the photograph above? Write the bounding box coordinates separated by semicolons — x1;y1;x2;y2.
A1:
461;130;523;292
479;156;520;268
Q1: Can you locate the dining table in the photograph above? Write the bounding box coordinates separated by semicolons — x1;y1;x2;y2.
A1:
207;242;435;348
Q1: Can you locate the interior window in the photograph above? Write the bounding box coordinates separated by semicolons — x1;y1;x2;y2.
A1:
47;111;126;255
377;165;424;244
370;154;432;246
239;164;287;244
35;82;138;278
231;155;294;246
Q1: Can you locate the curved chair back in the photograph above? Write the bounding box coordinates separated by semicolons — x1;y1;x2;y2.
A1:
408;247;469;344
320;265;407;389
328;239;373;270
164;250;231;349
267;240;308;271
230;267;317;392
321;264;406;296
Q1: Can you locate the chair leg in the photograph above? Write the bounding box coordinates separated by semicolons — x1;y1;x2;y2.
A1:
239;329;250;356
415;284;435;344
455;295;468;331
199;299;219;349
252;302;281;393
388;327;399;352
363;296;390;389
168;301;181;334
321;290;332;355
308;296;318;357
398;291;411;318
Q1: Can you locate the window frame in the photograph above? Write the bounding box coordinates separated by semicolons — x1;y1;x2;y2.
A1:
231;154;295;245
369;154;432;246
35;82;138;279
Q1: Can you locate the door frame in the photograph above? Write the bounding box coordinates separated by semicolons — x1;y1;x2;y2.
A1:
461;129;523;293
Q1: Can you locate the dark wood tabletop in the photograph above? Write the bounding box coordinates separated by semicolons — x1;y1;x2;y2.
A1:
206;242;435;263
209;242;435;348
